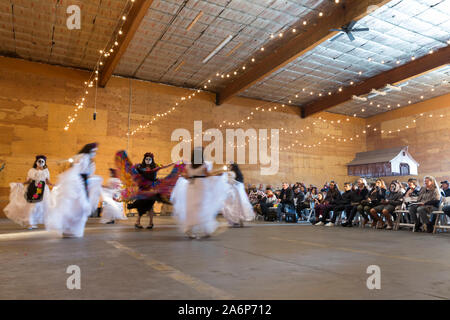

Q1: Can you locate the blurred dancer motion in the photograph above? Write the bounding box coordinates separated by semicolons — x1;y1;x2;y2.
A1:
115;150;184;229
100;168;127;224
171;147;230;239
46;143;103;238
222;163;255;227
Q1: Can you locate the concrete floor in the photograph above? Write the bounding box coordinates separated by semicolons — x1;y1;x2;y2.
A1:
1;216;450;300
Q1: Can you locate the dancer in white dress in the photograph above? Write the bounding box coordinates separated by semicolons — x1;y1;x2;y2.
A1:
4;155;53;229
222;163;255;227
100;169;127;224
46;143;103;238
171;147;229;239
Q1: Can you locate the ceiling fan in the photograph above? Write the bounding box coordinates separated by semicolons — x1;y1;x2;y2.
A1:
329;20;369;42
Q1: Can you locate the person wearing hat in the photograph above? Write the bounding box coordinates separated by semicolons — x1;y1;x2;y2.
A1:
441;180;450;197
4;155;53;229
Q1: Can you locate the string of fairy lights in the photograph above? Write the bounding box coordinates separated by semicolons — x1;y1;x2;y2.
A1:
64;0;450;154
127;0;343;135
64;0;136;131
281;110;448;151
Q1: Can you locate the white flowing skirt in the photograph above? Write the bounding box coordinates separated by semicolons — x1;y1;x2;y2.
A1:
46;169;102;238
171;173;229;237
100;188;127;223
222;182;255;225
3;183;50;227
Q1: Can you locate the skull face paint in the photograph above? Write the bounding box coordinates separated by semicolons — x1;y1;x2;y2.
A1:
144;157;153;165
36;159;46;168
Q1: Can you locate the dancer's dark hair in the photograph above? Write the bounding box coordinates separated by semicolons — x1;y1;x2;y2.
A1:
109;168;118;177
230;163;244;183
78;143;98;154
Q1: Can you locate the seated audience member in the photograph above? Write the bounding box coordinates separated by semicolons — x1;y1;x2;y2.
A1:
409;176;441;233
293;187;305;212
441;180;450;197
328;182;354;226
306;186;319;202
276;182;295;222
315;181;342;226
248;185;265;206
429;180;450;229
363;179;387;221
293;187;304;201
296;185;309;215
258;188;278;217
312;192;325;222
404;178;421;199
370;180;403;230
341;178;370;227
402;178;421;213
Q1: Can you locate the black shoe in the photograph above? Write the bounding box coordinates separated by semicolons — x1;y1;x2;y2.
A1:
426;223;434;233
106;220;115;224
134;224;143;229
146;224;154;230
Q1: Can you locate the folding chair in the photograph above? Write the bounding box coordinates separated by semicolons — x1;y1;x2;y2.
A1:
394;209;415;231
333;210;347;225
306;208;316;222
393;200;417;232
433;197;450;234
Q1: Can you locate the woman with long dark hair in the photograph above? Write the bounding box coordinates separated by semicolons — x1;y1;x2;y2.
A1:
4;155;53;229
115;151;180;229
128;152;171;229
171;147;230;239
46;143;103;238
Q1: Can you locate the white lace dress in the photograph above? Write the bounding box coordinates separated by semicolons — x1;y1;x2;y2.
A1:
45;154;103;237
4;168;51;227
100;177;127;223
222;172;255;225
170;161;229;238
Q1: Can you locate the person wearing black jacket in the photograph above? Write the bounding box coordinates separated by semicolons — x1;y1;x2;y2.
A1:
370;180;404;229
342;178;369;227
322;182;353;226
277;182;295;222
364;179;387;227
441;180;450;197
315;181;342;226
293;187;305;217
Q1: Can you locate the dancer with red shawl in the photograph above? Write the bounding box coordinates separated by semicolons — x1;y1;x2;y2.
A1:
115;151;185;229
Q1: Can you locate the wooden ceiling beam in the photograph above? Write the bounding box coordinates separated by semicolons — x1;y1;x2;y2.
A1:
301;45;450;118
215;0;390;106
98;0;154;88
